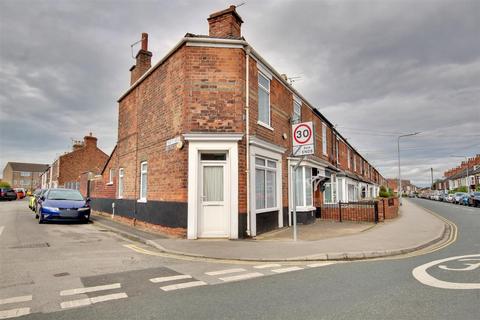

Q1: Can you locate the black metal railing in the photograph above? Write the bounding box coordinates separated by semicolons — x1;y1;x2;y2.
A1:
319;201;379;223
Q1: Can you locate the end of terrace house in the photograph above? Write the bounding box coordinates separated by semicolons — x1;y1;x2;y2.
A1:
89;5;388;240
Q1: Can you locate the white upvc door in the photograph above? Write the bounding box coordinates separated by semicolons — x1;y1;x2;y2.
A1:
198;158;229;238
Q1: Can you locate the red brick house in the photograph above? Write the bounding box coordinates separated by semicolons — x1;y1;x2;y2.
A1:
91;6;387;239
41;133;109;194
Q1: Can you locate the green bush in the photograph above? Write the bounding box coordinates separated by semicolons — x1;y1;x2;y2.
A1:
379;186;389;198
0;181;11;188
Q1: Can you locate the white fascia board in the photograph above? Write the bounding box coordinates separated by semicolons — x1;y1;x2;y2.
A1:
249;136;286;154
183;133;243;141
186;42;244;49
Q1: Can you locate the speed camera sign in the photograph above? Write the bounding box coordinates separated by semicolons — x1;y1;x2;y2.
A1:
292;121;315;156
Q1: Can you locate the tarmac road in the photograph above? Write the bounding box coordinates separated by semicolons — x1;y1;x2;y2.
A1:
1;198;479;319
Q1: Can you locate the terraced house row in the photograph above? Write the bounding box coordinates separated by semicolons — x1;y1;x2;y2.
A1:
90;6;388;239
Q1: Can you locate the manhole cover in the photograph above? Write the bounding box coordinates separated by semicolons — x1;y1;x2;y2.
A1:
10;242;50;249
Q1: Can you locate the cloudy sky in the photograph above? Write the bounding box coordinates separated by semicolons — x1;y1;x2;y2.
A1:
1;0;479;186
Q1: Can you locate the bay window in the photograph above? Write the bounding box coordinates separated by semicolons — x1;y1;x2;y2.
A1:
255;157;277;211
294;166;313;208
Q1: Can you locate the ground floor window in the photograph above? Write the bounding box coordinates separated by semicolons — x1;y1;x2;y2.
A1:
255;157;277;211
337;178;344;202
324;175;337;204
347;183;357;202
294;166;313;207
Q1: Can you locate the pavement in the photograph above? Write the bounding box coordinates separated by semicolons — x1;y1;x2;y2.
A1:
92;199;449;262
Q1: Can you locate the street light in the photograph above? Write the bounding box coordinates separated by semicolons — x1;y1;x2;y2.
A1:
398;132;421;205
450;155;469;192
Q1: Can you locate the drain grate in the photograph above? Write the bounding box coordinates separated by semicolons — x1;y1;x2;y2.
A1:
9;242;50;249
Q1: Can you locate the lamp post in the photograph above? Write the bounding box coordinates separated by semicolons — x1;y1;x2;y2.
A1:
450;155;469;192
397;132;420;205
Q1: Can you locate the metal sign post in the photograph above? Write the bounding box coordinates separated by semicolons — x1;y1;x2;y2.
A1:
291;122;315;241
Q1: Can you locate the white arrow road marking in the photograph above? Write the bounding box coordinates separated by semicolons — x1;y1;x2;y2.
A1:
438;259;480;271
412;254;480;289
307;262;337;268
60;292;128;309
0;307;30;319
60;283;121;296
150;275;192;283
205;268;246;276
0;295;32;306
160;281;207;291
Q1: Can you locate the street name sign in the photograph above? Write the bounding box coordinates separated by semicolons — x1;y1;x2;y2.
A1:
292;121;315;156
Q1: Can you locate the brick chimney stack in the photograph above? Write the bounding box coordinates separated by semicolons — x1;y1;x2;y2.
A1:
208;5;243;38
83;132;97;148
130;33;152;85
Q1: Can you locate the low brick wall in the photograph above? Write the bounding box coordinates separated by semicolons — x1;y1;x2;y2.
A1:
377;197;399;220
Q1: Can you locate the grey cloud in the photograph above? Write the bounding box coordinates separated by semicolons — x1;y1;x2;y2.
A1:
1;0;479;186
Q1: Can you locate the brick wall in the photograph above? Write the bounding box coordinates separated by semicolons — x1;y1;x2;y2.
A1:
58;135;109;187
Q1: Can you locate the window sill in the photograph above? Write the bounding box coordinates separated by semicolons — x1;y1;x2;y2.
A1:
106;182;113;186
257;121;274;131
255;207;280;214
137;199;147;203
294;206;315;212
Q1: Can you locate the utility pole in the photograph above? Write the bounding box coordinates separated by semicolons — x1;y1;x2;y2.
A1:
431;168;434;189
397;132;421;205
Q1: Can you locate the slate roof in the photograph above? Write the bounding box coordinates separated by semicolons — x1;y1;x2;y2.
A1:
7;162;49;173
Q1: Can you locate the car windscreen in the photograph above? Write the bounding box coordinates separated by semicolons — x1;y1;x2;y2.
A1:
46;189;84;201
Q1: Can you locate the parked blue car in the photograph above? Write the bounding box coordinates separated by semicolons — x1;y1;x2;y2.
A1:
36;188;90;224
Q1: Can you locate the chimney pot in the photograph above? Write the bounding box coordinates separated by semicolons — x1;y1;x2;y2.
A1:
208;5;243;38
130;33;152;85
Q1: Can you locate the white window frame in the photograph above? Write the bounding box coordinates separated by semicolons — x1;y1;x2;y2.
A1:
293;96;301;124
294;166;314;209
255;156;278;213
257;71;271;128
336;138;339;164
20;171;31;177
118;168;124;199
108;168;114;185
139;161;148;202
322;123;327;156
347;149;351;169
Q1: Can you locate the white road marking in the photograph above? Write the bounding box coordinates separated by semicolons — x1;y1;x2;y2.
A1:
219;272;263;282
160;281;207;291
253;264;281;269
412;254;480;289
150;275;192;283
0;295;32;306
271;266;304;273
60;283;121;296
60;292;128;309
0;307;30;319
205;268;246;276
0;226;4;237
307;262;336;268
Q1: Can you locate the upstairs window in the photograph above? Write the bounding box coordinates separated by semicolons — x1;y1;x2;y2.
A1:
258;72;270;126
322;124;327;155
354;155;357;172
293;99;301;124
347;149;351;169
139;161;148;201
336;138;339;164
108;168;114;184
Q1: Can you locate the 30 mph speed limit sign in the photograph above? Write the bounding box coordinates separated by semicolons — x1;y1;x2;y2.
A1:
292;121;315;156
